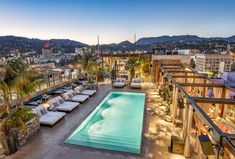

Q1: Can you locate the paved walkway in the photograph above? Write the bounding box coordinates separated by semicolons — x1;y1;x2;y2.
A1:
5;83;195;159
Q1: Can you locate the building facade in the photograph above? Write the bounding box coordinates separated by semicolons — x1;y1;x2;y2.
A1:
42;42;52;58
195;54;232;73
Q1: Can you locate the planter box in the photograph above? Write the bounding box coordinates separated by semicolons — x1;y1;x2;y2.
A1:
17;117;40;146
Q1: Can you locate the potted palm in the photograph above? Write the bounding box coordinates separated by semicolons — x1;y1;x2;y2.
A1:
0;107;36;155
0;58;43;155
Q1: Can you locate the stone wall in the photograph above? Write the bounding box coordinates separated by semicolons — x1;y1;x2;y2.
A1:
17;117;40;146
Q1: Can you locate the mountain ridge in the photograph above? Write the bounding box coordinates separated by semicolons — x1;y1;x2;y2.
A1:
135;35;235;45
1;35;235;55
0;35;87;54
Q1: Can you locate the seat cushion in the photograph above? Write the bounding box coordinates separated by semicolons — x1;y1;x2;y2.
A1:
39;115;60;125
71;95;89;102
56;102;79;112
131;83;142;88
82;90;96;96
113;82;125;87
46;111;66;118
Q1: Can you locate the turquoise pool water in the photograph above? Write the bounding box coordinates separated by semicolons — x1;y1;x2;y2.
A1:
65;91;145;154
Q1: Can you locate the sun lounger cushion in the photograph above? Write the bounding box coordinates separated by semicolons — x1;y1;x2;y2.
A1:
81;90;96;96
131;78;142;88
48;96;79;112
46;111;65;118
113;82;125;87
39;115;60;125
62;90;89;102
131;83;142;88
71;95;89;102
56;102;78;111
113;78;126;87
32;105;66;126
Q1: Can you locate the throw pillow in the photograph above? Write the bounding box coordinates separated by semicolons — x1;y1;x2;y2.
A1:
68;94;73;99
37;110;43;117
40;108;47;115
58;99;64;104
72;92;77;96
52;102;60;107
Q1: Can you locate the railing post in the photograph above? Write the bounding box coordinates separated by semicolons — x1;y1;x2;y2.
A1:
184;105;193;158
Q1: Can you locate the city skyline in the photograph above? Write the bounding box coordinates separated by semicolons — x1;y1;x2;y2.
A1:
0;0;235;44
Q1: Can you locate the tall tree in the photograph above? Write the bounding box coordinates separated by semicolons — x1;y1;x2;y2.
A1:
1;58;44;108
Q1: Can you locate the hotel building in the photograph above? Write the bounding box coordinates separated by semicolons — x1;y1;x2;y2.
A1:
195;54;232;73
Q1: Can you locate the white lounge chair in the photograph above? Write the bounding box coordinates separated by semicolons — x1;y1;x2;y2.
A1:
48;96;79;112
62;90;89;103
74;85;96;96
113;78;126;88
130;78;142;89
32;105;66;126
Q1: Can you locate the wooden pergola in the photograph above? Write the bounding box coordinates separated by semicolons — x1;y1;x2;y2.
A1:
158;63;235;158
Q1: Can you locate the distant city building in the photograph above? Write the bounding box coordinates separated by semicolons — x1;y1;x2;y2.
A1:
42;42;52;58
152;47;201;55
75;47;88;57
23;42;81;66
177;49;201;55
29;62;55;69
224;72;235;82
227;44;231;52
195;53;232;73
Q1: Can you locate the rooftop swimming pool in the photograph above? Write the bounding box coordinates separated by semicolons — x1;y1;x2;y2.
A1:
65;91;146;154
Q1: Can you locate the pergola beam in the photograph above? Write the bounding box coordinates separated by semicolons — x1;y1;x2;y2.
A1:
179;83;225;88
192;97;235;104
223;138;235;157
100;53;150;57
167;70;196;73
172;75;206;79
175;83;223;138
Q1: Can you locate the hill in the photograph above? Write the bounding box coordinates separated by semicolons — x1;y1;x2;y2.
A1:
0;35;87;55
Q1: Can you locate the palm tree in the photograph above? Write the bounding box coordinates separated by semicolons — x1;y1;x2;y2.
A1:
0;58;45;110
127;57;139;79
76;47;102;82
2;58;44;108
81;47;96;72
0;58;42;155
0;106;36;155
127;56;147;79
86;60;97;82
0;76;11;113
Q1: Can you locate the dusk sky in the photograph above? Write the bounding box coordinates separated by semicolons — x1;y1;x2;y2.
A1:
0;0;235;44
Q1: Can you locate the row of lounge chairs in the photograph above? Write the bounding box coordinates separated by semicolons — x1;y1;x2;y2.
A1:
113;78;143;89
32;85;97;126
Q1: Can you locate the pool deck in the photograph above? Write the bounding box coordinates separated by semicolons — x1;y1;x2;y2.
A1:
5;83;199;159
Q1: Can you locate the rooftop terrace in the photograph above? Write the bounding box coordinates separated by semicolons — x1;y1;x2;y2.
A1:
5;83;198;159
